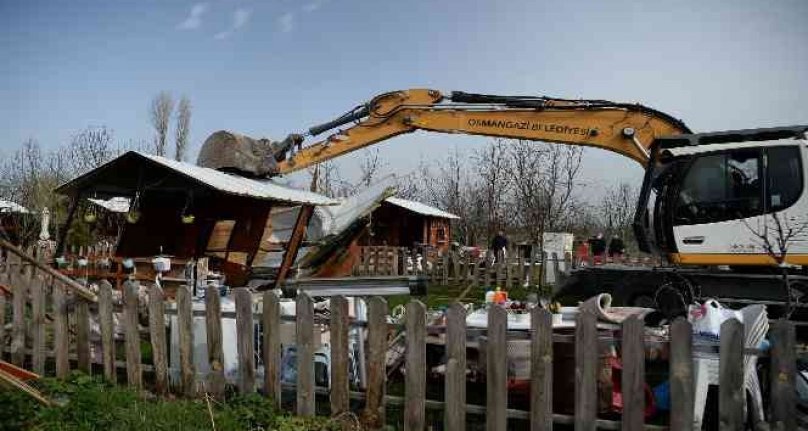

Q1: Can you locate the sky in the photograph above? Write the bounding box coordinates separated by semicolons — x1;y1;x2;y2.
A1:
1;0;807;198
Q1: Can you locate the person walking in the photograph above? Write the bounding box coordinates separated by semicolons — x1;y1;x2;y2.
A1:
490;230;508;263
608;235;626;258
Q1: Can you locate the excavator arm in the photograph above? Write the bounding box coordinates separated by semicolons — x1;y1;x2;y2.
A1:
275;89;692;174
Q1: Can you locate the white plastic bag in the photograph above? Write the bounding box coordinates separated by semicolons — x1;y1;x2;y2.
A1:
688;299;743;340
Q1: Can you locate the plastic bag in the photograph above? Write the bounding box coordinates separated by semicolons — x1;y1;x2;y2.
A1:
688;299;742;340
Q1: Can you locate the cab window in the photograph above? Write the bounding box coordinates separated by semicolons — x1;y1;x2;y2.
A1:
766;146;803;212
675;149;762;225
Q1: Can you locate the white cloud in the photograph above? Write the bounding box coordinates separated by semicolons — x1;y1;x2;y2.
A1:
233;8;251;29
278;12;294;33
302;2;319;12
177;2;209;30
213;8;252;40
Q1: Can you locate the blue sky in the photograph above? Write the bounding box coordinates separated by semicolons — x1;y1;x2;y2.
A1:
2;0;807;196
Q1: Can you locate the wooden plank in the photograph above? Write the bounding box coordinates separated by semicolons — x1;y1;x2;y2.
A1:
575;310;597;431
718;318;744;430
669;318;693;431
75;298;91;373
296;293;315;416
10;268;28;366
235;288;255;394
98;281;116;383
621;316;644;431
445;303;467;431
148;284;168;394
504;254;513;290
30;275;46;374
123;281;141;388
530;308;552;431
263;291;281;408
487;305;507;431
330;296;350;418
52;284;69;378
404;300;426;431
177;284;196;396
364;297;387;430
205;285;225;399
769;319;796;431
442;254;449;285
484;258;492;288
272;204;314;289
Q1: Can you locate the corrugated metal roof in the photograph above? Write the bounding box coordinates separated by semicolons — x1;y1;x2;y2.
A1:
139;153;337;206
384;197;459;219
0;200;29;214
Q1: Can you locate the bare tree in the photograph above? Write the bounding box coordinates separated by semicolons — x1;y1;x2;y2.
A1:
599;182;638;247
67;126;116;175
174;96;191;161
357;148;385;189
474;139;512;241
150;91;174;156
745;213;808;318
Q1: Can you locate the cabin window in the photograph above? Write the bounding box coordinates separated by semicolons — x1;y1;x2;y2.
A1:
675;149;763;225
766;146;803;212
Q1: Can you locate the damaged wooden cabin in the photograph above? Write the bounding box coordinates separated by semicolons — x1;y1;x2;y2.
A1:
55;151;336;289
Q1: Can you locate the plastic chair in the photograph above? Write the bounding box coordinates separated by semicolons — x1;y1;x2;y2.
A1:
692;304;767;429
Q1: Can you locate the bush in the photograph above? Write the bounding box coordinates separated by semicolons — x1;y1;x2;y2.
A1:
0;373;337;431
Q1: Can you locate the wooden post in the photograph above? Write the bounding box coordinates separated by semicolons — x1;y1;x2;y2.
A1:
30;275;46;374
669;318;693;431
484;257;492;289
718;318;743;430
442;253;449;286
263;291;282;408
205;285;225;399
296;293;315;416
75;298;91;373
575;310;597;431
504;253;513;290
530;308;552;431
177;284;196;397
147;284;168;394
621;316;644;431
124;281;141;388
769;319;796;431
405;300;426;431
52;284;69;378
487;305;507;431
235;288;255;394
330;296;349;418
98;281;116;383
445;303;467;431
272;204;314;290
364;297;388;431
10;268;28;366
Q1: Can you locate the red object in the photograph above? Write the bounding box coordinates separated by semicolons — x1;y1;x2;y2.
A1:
0;360;39;381
609;356;657;419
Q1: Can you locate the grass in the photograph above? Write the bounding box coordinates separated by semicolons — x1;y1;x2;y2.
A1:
0;373;338;431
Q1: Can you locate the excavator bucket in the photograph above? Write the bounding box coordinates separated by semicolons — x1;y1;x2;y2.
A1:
197;130;288;178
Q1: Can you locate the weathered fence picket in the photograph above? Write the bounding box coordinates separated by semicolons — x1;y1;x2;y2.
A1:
719;319;744;430
10;267;27;366
405;300;426;431
330;296;350;418
124;280;142;388
575;310;598;431
148;284;168;394
75;297;91;373
669;318;694;431
235;288;256;394
445;303;466;431
177;284;195;397
205;285;225;398
770;319;796;431
530;307;552;431
52;284;69;378
263;291;282;408
296;293;315;416
365;296;387;431
30;275;46;374
621;316;645;431
99;281;116;383
487;305;507;431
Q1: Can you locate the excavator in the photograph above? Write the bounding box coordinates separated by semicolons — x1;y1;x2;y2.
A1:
198;89;808;317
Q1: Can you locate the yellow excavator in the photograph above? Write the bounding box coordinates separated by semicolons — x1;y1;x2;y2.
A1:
199;89;808;316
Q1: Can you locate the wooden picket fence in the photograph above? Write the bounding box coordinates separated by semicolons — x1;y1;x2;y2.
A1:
0;240;801;430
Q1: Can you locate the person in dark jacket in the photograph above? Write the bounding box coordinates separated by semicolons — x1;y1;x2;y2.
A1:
490;231;508;262
608;235;626;257
589;233;606;257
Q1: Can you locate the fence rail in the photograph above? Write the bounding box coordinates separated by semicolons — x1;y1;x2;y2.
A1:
0;241;800;430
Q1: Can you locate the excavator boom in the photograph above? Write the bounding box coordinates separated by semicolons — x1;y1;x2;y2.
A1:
275;89;691;174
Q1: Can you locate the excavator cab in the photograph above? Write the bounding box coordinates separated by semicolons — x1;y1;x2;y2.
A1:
635;125;808;266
